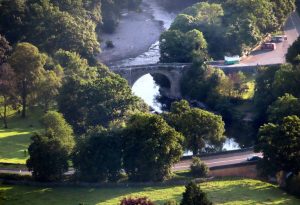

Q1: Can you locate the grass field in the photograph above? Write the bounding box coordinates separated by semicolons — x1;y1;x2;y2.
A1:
0;109;42;164
1;178;300;205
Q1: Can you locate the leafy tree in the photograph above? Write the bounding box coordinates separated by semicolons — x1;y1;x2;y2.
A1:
58;65;147;134
270;0;295;29
272;64;300;98
254;66;280;123
41;111;75;151
0;35;12;65
54;49;98;81
0;0;100;59
27;133;69;181
165;100;225;155
267;94;300;123
73;127;122;182
286;36;300;65
27;111;74;181
180;182;212;205
122;113;184;182
255;116;300;175
0;63;17;128
9;42;46;118
159;29;207;63
37;67;62;112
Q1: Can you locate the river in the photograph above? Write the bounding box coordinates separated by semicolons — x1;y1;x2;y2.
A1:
98;0;240;151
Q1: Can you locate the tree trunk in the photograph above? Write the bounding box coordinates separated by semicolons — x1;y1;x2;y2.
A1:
3;99;8;129
21;80;27;118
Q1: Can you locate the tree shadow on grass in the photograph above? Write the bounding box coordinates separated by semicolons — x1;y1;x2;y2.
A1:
204;179;300;205
0;184;185;205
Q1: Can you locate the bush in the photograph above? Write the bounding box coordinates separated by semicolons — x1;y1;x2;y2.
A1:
190;157;209;178
105;40;114;48
181;182;212;205
120;197;154;205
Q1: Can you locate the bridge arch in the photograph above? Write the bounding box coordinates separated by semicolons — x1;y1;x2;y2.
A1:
111;64;191;99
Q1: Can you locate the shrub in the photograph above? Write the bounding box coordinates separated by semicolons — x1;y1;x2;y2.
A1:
120;197;154;205
105;40;114;48
190;157;209;178
181;182;212;205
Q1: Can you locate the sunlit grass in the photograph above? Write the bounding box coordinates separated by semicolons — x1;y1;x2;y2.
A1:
0;178;299;205
0;108;43;164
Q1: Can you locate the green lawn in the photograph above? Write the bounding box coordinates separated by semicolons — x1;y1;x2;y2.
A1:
1;178;299;205
0;109;42;164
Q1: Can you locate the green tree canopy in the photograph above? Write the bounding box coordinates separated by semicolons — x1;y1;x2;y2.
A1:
26;111;75;181
160;29;208;63
255;115;300;175
73;126;122;182
122;113;184;182
9;42;46;117
57;54;147;134
267;94;300;123
165;100;225;155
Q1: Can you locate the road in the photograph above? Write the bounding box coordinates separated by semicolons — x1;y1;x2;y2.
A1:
0;150;262;175
173;150;262;171
221;12;300;67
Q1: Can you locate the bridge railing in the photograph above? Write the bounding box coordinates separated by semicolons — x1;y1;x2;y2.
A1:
110;63;193;71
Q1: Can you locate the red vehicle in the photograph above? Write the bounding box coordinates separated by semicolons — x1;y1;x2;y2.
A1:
261;43;276;51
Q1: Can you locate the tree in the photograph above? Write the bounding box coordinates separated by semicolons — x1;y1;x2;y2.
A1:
9;43;46;118
0;63;17;128
270;0;295;29
165;100;225;155
286;36;300;65
41;111;75;150
267;94;300;123
180;182;212;205
255;116;300;176
0;35;12;65
26;111;75;181
159;29;207;63
72;127;122;182
122;113;184;182
37;68;62;112
0;0;100;59
58;54;147;134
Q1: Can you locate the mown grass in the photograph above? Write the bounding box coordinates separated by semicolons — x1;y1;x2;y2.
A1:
0;178;299;205
0;108;43;164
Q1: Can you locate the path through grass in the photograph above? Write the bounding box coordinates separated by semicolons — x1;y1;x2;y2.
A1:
0;178;299;205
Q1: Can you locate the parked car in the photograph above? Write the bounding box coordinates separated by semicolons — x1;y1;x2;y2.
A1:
261;42;276;51
247;155;262;161
271;35;287;43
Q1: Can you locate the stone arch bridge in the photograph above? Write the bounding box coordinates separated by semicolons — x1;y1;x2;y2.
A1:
110;63;265;99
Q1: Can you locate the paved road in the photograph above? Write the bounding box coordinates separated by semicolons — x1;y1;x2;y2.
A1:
239;12;300;66
0;150;262;175
173;150;262;171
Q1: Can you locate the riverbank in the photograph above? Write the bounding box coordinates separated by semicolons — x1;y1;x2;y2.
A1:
97;0;177;66
97;1;163;65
